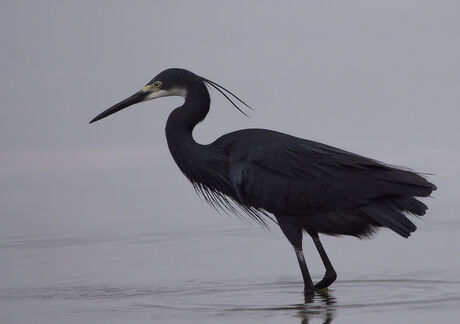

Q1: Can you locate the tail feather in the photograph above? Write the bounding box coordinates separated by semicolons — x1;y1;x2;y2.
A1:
391;197;428;216
362;202;416;238
376;169;436;198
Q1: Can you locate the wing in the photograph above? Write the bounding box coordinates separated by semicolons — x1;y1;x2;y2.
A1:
228;137;436;229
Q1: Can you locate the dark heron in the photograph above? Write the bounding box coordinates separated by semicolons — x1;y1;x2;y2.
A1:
90;68;436;298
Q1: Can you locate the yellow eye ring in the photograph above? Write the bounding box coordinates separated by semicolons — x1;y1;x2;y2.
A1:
153;81;162;89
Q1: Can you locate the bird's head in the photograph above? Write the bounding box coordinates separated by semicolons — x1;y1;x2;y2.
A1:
90;68;251;124
146;68;199;97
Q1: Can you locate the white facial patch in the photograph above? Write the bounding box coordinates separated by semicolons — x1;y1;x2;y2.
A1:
143;87;187;101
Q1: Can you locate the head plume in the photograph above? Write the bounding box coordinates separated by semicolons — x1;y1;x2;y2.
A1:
199;76;253;117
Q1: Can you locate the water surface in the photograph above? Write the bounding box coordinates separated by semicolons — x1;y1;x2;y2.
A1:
2;222;459;323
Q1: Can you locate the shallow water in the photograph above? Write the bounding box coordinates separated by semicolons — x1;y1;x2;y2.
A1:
1;222;459;323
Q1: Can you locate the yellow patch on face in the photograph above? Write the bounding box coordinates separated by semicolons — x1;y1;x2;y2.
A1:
142;84;156;93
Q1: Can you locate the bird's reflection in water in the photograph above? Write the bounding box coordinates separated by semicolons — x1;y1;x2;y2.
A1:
296;290;336;324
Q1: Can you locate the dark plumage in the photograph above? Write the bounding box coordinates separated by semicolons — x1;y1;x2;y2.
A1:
91;68;436;298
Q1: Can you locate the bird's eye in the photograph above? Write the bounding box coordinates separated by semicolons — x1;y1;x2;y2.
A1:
153;81;162;89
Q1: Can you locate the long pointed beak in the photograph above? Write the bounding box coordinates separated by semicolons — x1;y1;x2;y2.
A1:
90;90;147;124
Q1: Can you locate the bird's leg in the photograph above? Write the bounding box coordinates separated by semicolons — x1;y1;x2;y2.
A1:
277;220;315;297
308;231;337;290
295;247;315;297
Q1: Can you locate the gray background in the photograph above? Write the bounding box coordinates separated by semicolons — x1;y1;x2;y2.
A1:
1;1;459;323
1;0;457;237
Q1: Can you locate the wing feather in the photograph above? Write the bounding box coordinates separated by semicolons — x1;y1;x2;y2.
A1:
227;137;436;237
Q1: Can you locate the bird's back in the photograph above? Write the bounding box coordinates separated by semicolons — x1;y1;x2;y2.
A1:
210;128;436;238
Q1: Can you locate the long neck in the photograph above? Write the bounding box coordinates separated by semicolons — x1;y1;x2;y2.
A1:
165;82;211;180
166;82;210;136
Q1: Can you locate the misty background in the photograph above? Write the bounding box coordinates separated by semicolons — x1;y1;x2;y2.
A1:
1;1;459;322
2;0;457;237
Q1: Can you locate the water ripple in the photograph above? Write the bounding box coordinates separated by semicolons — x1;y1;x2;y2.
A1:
3;277;458;310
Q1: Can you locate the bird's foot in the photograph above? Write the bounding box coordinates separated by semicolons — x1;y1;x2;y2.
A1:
314;270;337;291
304;287;315;303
